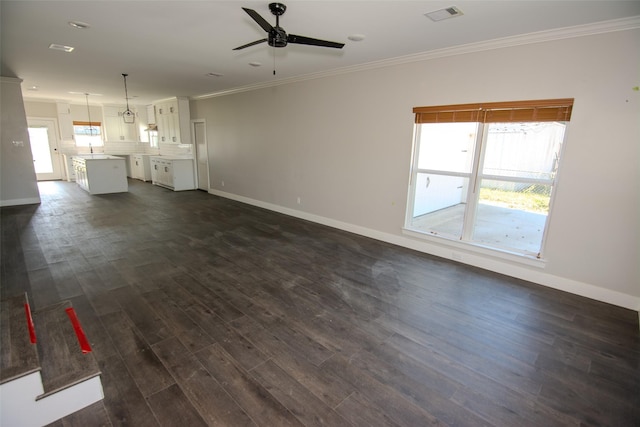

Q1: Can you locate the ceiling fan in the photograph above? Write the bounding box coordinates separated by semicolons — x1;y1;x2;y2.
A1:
233;3;345;51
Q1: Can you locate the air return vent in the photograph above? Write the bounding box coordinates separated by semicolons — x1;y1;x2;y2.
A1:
425;6;463;22
49;43;75;52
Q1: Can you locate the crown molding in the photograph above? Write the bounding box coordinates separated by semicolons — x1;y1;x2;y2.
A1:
193;15;640;101
1;76;24;84
21;97;58;104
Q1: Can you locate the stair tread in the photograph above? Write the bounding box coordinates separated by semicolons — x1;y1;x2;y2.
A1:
32;301;101;395
0;293;40;384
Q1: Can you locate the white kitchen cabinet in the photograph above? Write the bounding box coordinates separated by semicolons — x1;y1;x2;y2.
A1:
103;105;139;142
155;101;177;144
72;155;128;194
130;154;152;182
56;102;74;141
154;97;190;145
63;154;76;181
146;104;156;125
150;156;195;191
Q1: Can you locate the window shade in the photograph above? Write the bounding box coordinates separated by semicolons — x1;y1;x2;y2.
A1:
73;121;102;126
414;99;573;124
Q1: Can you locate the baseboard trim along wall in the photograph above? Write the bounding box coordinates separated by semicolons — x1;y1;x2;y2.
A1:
0;197;41;207
210;189;640;313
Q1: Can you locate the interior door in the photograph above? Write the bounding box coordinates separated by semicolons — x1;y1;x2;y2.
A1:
192;120;209;191
27;118;63;181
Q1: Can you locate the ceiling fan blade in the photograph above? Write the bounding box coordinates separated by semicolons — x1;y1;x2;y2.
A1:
233;38;268;50
287;34;345;49
242;7;273;33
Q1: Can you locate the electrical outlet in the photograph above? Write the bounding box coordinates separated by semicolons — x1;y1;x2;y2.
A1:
297;197;301;205
221;181;225;187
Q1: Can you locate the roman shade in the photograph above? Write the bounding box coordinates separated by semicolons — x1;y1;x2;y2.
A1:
414;98;574;124
73;121;102;126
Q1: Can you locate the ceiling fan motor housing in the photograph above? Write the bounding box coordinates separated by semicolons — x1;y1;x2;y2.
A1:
268;3;288;47
269;27;288;47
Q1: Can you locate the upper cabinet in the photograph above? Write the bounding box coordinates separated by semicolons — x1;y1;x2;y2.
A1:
154;97;190;145
146;104;156;125
56;102;74;141
102;105;139;142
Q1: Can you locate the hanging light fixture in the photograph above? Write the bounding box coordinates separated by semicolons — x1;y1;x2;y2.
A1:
121;73;135;123
84;93;95;154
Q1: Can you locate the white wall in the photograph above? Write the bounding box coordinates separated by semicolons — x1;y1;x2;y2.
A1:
23;100;57;118
1;77;40;206
193;28;639;311
68;104;103;124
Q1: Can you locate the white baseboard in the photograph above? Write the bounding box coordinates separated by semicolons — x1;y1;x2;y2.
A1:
0;197;41;207
210;189;640;313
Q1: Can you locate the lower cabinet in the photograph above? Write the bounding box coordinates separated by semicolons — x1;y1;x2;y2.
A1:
63;154;76;181
73;158;87;189
130;154;152;182
150;157;195;191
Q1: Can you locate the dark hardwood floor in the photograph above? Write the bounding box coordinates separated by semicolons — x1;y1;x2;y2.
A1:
1;179;639;426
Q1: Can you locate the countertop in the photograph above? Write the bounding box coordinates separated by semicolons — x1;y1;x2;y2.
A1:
72;154;126;161
149;155;194;160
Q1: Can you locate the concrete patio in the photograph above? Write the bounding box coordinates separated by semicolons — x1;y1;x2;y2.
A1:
409;203;547;255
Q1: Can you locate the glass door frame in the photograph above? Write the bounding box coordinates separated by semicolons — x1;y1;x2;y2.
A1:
27;118;64;181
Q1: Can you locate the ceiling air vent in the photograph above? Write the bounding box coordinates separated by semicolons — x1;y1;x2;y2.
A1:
425;6;463;22
49;43;75;52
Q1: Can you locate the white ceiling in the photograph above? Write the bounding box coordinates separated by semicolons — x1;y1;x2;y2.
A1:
2;1;639;106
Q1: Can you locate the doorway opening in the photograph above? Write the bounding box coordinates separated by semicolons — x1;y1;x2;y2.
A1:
192;120;210;192
27;119;63;181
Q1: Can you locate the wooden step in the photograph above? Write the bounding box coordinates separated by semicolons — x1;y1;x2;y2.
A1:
31;301;101;397
0;293;40;384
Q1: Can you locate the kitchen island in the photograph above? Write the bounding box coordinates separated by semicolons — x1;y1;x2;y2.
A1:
72;155;128;195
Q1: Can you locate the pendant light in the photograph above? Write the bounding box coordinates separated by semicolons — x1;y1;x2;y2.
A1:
84;93;95;154
121;73;135;123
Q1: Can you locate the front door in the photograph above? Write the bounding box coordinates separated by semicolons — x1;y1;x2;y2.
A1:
27;118;63;181
192;120;209;191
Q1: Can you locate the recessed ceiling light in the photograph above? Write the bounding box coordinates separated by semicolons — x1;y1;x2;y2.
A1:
206;72;224;77
68;21;90;29
27;85;39;91
348;34;366;42
249;62;262;67
425;6;464;22
49;43;75;53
